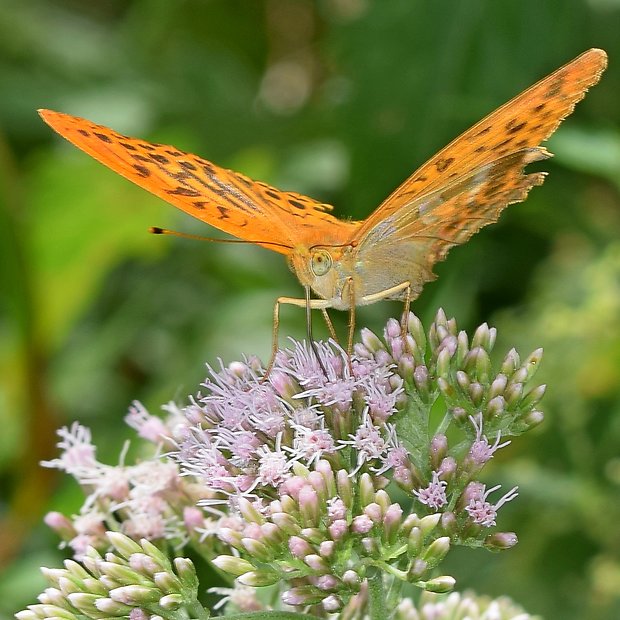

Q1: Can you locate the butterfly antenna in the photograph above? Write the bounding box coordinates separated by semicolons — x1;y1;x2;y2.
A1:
149;227;291;251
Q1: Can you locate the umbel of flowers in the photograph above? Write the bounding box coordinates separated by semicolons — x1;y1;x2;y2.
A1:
19;310;545;620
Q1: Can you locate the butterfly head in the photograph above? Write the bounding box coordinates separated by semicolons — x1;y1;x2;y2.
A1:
289;244;357;308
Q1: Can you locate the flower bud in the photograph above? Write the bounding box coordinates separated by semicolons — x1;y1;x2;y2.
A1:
484;531;518;550
436;347;453;379
316;460;336;496
413;365;430;398
456;370;470;392
521;384;547;408
437;377;455;399
504;382;523;407
407;526;422;555
486;395;506;417
423;536;450;565
44;512;76;540
450;406;467;422
173;557;198;592
440;511;457;536
342;569;361;589
488;373;508;399
242;538;272;562
419;513;441;536
282;585;326;606
359;473;375;507
408;558;428;579
456;330;469;366
316;574;339;590
298;484;319;527
521;408;544;429
336;470;353;508
430;434;448;470
471;322;495;351
109;585;160;605
212;555;254;576
94;598;134;615
237;497;265;525
361;328;384;353
271;512;301;535
322;594;342;611
106;532;142;559
289;536;314;559
501;348;520;376
304;554;329;573
468;382;484;406
238;570;281;587
522;348;543;381
438;457;456;482
407;313;426;352
383;503;403;543
423;575;455;593
159;594;183;611
364;503;383;523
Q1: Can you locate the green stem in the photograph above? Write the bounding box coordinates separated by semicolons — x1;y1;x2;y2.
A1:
367;566;387;620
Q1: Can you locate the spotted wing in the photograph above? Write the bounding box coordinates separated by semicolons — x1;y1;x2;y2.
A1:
39;109;357;255
354;48;607;242
350;48;607;300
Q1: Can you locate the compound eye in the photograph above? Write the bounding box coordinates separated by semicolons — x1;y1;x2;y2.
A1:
310;249;333;276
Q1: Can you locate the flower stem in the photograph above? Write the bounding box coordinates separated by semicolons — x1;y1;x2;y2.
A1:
367;566;387;620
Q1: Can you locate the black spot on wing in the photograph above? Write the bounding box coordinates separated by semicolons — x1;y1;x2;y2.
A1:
180;161;197;171
78;129;89;137
506;120;527;134
150;153;170;164
121;142;137;151
435;157;455;173
167;186;201;197
94;132;112;143
133;165;150;178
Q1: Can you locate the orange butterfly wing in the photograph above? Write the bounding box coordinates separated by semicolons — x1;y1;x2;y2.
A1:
39;110;359;255
350;48;607;299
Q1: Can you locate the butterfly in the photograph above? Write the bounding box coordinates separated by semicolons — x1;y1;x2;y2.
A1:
40;48;607;372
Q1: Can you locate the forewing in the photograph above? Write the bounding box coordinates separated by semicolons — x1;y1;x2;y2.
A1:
355;48;607;239
39;110;353;254
354;148;549;300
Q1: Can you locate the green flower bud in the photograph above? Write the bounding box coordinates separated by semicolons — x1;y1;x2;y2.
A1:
456;331;469;366
521;383;547;408
423;575;456;593
94;597;134;615
501;348;520;376
238;570;281;587
419;513;441;536
106;532;142;559
423;536;450;565
360;473;376;506
212;555;255;576
173;557;198;593
484;531;518;550
159;593;184;610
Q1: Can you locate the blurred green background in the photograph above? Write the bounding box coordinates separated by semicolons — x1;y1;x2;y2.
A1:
1;0;620;618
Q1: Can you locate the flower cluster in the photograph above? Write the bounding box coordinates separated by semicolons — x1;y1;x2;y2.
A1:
16;533;206;620
22;310;545;619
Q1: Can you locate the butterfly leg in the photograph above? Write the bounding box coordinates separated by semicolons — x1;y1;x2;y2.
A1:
263;295;332;380
400;282;412;336
305;286;329;377
321;309;339;343
346;277;356;371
